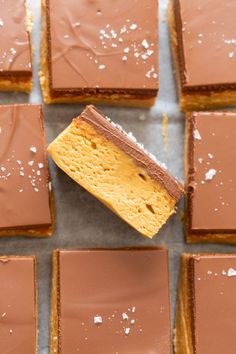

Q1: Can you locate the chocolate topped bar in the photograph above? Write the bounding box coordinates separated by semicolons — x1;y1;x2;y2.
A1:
0;104;53;236
175;254;236;354
186;112;236;242
41;0;158;105
174;0;236;90
51;248;171;354
0;0;32;91
48;105;183;238
80;106;183;201
0;256;36;353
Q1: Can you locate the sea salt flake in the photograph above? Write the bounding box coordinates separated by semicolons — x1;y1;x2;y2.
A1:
99;64;106;70
227;268;236;277
38;163;44;169
124;328;130;335
205;169;217;181
30;146;37;153
142;39;149;49
28;160;34;166
94;315;103;324
229;52;234;58
122;313;129;321
208;153;213;159
124;47;130;53
130;24;137;30
122;56;128;61
0;19;4;27
193;129;201;140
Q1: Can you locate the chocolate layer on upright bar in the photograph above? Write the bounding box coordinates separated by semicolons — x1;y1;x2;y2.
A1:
174;0;236;91
190;254;236;354
46;0;158;97
78;105;183;201
187;112;236;234
0;105;52;231
0;256;36;353
56;248;171;354
0;0;32;78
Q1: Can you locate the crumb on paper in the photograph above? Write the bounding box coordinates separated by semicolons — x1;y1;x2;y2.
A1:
162;113;169;153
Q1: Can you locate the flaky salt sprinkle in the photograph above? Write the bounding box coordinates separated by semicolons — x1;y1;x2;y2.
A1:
193;129;201;140
122;313;129;321
30;146;37;153
124;328;130;335
38;163;44;169
0;19;4;27
130;23;137;30
94;315;103;324
142;39;149;49
227;268;236;277
205;169;217;181
99;64;106;70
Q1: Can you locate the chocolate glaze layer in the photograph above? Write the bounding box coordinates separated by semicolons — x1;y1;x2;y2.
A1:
46;0;158;94
0;105;52;230
58;248;171;354
188;112;236;232
0;256;36;353
0;0;32;75
78;105;183;201
174;0;236;91
191;255;236;354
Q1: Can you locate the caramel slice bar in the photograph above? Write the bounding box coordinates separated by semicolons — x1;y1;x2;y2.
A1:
48;105;183;238
0;104;53;237
40;0;158;107
175;254;236;354
0;256;37;353
185;112;236;243
0;0;32;92
51;248;171;354
169;0;236;111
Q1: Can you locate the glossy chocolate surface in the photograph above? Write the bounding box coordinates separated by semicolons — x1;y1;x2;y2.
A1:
78;105;183;201
0;104;52;230
0;0;32;75
175;0;236;90
47;0;158;93
58;248;171;354
188;112;236;232
192;255;236;354
0;256;36;353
